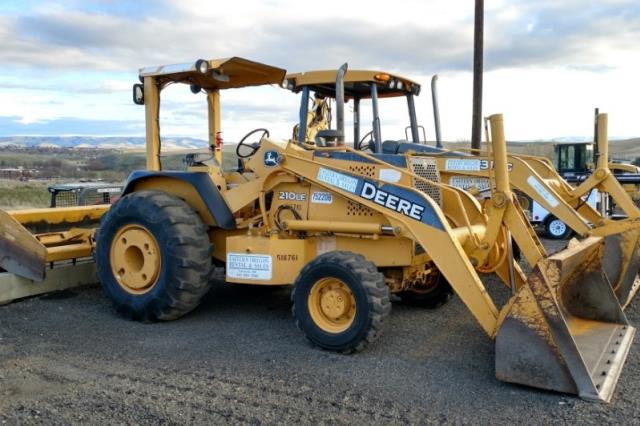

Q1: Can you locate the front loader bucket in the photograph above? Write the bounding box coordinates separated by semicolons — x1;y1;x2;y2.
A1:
601;230;640;308
0;209;46;281
496;236;635;402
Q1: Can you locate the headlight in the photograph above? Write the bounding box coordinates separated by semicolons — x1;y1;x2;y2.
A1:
195;59;209;74
388;80;396;89
397;81;403;90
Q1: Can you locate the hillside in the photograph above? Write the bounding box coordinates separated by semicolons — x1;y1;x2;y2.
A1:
444;137;640;162
1;136;638;161
0;136;207;150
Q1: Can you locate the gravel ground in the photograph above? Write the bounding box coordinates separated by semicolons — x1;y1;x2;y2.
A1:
1;238;639;425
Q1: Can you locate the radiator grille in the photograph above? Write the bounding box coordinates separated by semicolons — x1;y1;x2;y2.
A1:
410;158;442;206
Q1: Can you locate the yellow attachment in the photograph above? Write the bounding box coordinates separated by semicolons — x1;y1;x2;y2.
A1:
9;205;108;229
308;277;356;333
0;205;108;282
109;224;161;295
496;236;635;402
0;209;47;281
0;262;98;305
40;228;95;262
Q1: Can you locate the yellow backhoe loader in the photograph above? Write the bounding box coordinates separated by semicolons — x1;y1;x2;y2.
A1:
0;58;635;402
284;69;640;311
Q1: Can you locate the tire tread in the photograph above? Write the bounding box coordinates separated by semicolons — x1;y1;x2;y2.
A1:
291;251;390;354
95;190;213;322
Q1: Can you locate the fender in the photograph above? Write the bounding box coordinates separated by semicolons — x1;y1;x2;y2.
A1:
122;171;236;229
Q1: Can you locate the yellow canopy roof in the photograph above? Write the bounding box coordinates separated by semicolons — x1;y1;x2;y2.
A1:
285;69;420;99
139;57;287;90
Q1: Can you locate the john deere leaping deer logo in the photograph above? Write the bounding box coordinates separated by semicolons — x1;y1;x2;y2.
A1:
264;151;279;167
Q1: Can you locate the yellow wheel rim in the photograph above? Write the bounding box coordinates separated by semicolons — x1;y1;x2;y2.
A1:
308;277;356;333
109;224;161;295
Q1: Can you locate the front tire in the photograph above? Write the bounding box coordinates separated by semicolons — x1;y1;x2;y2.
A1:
292;251;391;353
95;191;213;321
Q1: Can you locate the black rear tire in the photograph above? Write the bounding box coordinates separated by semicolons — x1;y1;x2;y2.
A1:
95;190;213;321
292;251;391;354
398;273;453;308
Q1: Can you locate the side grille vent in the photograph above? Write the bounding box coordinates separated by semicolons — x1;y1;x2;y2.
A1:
410;158;442;206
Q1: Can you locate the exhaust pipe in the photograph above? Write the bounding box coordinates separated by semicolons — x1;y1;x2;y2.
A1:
335;63;348;145
431;74;442;148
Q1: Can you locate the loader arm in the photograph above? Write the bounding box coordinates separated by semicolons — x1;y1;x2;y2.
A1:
435;155;593;236
415;114;640;307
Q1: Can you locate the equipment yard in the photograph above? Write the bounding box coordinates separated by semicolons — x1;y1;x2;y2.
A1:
1;239;638;425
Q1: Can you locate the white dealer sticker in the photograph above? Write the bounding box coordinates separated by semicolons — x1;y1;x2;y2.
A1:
311;191;333;204
317;167;358;193
527;176;559;208
449;176;490;191
226;253;272;280
379;169;401;183
445;159;482;171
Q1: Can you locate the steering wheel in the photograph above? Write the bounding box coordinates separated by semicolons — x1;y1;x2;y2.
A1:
357;130;374;151
236;128;270;158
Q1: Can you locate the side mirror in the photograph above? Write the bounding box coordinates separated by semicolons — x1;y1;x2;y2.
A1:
132;84;144;105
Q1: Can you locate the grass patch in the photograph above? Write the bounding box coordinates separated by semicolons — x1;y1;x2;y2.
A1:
0;180;51;210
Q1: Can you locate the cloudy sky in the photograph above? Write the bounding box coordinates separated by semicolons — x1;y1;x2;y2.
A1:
1;0;639;143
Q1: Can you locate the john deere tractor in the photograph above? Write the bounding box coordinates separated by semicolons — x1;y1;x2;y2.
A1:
0;58;635;402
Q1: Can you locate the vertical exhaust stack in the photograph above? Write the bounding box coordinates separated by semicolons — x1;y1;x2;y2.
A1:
335;63;348;146
488;114;636;402
431;74;442;148
470;0;484;154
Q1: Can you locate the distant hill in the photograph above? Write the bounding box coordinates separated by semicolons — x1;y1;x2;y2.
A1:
443;137;640;162
0;136;208;150
0;136;638;162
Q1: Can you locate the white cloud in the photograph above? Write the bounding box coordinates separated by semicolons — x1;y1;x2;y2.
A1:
0;0;639;141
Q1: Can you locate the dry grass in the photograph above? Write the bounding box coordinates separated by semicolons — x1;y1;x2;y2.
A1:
0;180;51;210
2;138;637;211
